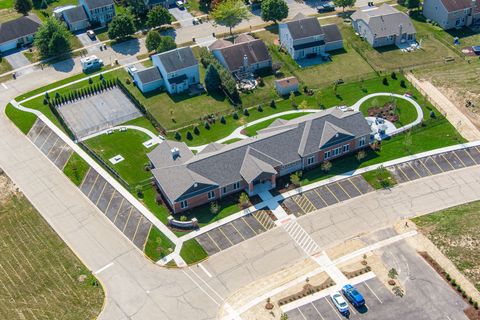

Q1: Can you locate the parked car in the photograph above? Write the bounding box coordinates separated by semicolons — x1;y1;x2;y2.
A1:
81;55;103;72
317;3;335;12
176;0;185;9
342;284;365;308
330;292;350;315
86;30;96;39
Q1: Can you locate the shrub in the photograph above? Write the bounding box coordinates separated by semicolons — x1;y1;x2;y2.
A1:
356;150;366;162
45;92;50;100
400;80;406;88
270;99;276;108
43;98;48;105
382;77;389;86
451;279;456;286
257;104;263;112
430;110;436;119
204;121;210;129
290;171;302;187
243;108;249;116
193;126;200;135
233;112;239;120
445;273;451;281
388;268;398;279
186;131;193;140
238;192;250;208
210;202;219;215
135;185;143;198
391;71;397;80
220;115;226;124
321;161;332;172
174;131;181;140
474;301;478;309
180;215;187;222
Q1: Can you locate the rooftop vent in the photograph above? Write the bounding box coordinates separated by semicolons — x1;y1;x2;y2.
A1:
171;147;180;159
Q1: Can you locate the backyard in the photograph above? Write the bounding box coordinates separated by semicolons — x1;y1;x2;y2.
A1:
0;173;104;319
413;200;480;292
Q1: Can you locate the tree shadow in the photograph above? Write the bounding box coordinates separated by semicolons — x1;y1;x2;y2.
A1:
51;57;75;73
111;38;141;56
374;45;400;53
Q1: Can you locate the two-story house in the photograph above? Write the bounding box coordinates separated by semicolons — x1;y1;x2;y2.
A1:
279;13;343;61
79;0;116;26
351;4;417;48
209;34;272;77
148;108;372;213
423;0;480;29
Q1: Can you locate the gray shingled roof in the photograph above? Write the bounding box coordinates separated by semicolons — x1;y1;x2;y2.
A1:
234;33;255;44
351;4;416;38
64;6;88;23
136;66;162;84
147;140;193;169
84;0;114;9
198;143;225;155
216;39;271;72
208;39;231;50
155;47;198;73
323;24;343;43
440;0;472;12
284;13;324;40
0;15;41;45
151;108;371;202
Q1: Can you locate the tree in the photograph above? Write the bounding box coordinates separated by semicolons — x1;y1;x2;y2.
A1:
261;0;288;23
332;0;355;12
15;0;32;15
147;6;173;28
34;18;72;59
210;202;219;215
205;64;222;92
405;0;420;8
356;150;366;162
321;161;332;172
290;171;302;187
212;0;250;37
126;0;148;17
238;192;250;208
146;30;162;52
157;36;176;53
108;14;136;40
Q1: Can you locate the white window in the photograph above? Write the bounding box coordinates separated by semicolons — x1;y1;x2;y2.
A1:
359;137;366;147
180;200;188;209
332;147;341;156
324;150;331;160
343;144;350;153
223;187;227;194
208;191;215;200
233;182;240;190
307;156;315;165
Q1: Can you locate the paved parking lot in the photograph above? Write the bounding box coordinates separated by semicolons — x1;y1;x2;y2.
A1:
57;87;142;138
194;210;276;255
27;119;73;169
283;176;374;217
388;148;480;184
80;168;152;249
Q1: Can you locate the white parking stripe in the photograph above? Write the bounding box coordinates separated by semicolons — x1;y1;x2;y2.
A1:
297;307;308;320
364;281;383;304
189;267;224;302
94;262;114;275
182;270;220;307
199;263;212;278
1;83;7;89
311;303;325;320
325;298;343;320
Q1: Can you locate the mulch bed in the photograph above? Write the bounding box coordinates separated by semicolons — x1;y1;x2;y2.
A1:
367;102;399;123
278;278;334;306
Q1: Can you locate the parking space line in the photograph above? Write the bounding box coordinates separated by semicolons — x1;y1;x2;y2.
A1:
292;196;307;215
452;151;467;167
347;178;363;195
335;182;351;199
313;189;329;205
32;123;48;144
206;232;223;252
122;207;133;232
396;166;411;181
218;227;234;246
1;83;7;89
364;281;382;304
79;167;94;191
406;162;421;178
427;156;444;172
241;216;259;235
52;144;69;164
440;154;455;170
38;130;53;150
131;216;143;243
254;211;270;230
198;263;212;278
463;149;477;164
325;297;343;320
95;181;109;206
87;174;100;198
45;137;60;157
112;199;125;224
230;223;246;241
311;303;325;320
103;189;116;214
324;186;340;202
181;270;220;307
297;308;308;320
418;158;434;175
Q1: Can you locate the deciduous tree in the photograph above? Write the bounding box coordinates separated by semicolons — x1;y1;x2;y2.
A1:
108;14;136;40
156;36;176;53
147;6;173;28
332;0;355;12
212;0;250;37
15;0;32;15
146;30;162;52
261;0;288;23
34;18;72;59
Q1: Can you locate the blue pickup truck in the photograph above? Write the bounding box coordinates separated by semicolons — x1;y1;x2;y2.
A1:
342;284;366;308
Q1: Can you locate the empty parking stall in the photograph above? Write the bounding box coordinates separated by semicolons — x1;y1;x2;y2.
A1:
194;210;276;256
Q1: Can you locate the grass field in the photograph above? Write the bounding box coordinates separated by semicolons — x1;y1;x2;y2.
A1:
180;239;208;265
144;226;176;261
413;200;480;291
63;152;90;186
5;103;37;134
359;95;419;128
361;166;397;189
0;56;13;74
0;173;104;319
243;112;312;136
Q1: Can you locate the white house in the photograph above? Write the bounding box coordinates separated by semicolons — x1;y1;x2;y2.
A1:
275;76;299;96
149;47;200;94
0;15;42;53
351;4;417;48
132;66;164;93
423;0;480;29
279;13;343;61
79;0;116;26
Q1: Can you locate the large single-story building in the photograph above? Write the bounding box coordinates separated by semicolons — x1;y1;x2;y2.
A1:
351;4;416;48
279;13;343;61
148;108;372;213
0;15;42;53
423;0;480;29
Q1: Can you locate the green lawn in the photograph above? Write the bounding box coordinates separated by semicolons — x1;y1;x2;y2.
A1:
144;226;176;261
84;128;153;186
0;173;104;319
361;166;397;189
0;56;12;74
223;138;243;144
413;200;480;291
180;239;208;265
0;0;14;9
180;195;243;227
243;112;313;136
63;153;90;186
359;96;419;128
5;103;37;134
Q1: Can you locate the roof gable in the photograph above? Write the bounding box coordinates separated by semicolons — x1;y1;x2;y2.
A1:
155;47;198;73
0;15;41;45
240;150;277;183
440;0;472;12
284;14;324;40
218;39;271;72
319;121;354;149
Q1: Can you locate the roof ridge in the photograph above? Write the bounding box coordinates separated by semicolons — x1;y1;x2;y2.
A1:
298;120;311;156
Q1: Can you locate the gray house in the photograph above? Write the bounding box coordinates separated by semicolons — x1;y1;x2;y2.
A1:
132;66;164;93
0;15;42;53
62;5;90;32
79;0;116;26
279;13;343;61
148;108;372;213
423;0;480;29
351;4;416;48
209;34;272;77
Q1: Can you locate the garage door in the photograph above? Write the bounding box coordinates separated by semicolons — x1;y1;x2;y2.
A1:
0;39;18;53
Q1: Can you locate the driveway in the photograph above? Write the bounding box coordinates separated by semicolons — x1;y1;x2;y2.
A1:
169;7;194;27
4;50;33;75
76;31;101;53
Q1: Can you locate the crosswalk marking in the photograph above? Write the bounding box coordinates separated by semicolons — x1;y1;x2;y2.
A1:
283;220;320;255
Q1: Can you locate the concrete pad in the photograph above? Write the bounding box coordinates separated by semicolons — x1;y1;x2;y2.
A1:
109;155;124;164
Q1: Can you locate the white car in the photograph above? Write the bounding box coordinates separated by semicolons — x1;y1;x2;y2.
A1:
330;292;350;315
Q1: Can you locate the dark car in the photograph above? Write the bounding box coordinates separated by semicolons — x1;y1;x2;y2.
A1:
342;284;366;308
317;3;335;12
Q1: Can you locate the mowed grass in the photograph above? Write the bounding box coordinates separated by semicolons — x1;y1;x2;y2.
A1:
359;96;419;128
243;112;313;136
0;174;104;319
144;226;176;261
5;103;38;134
361;166;397;189
63;152;90;186
413;200;480;291
180;239;208;265
0;56;13;74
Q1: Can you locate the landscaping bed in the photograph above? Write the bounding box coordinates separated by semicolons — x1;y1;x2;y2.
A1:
63;152;90;187
362;166;397;190
359;95;418;128
180;239;208;265
144;226;176;262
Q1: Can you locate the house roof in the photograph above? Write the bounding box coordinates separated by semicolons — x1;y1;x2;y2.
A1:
155;47;198;73
275;76;299;88
0;15;41;45
148;140;194;169
351;4;416;38
439;0;473;12
234;33;255;44
198;143;225;155
208;39;232;50
284;13;324;40
63;5;88;23
83;0;114;9
215;38;271;72
136;66;162;84
323;24;343;43
151;108;371;202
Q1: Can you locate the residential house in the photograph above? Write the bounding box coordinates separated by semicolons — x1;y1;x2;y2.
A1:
0;15;42;53
132;66;164;93
275;76;299;96
62;5;90;32
279;13;343;60
423;0;480;29
143;0;176;8
151;47;200;94
148;108;372;213
209;34;272;77
351;4;417;48
79;0;116;26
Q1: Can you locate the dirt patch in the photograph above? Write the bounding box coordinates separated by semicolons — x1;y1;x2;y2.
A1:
0;172;17;205
366;102;400;123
